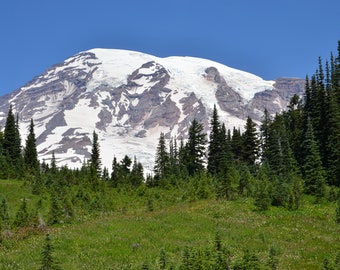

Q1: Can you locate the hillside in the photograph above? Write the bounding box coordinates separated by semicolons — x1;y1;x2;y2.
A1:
0;179;339;269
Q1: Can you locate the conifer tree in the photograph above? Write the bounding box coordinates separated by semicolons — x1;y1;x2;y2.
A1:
24;118;39;172
0;198;10;233
260;108;272;163
285;94;304;164
130;156;144;186
39;233;62;270
178;138;189;177
3;105;22;164
169;137;180;178
231;127;244;163
154;132;170;181
48;193;62;225
50;151;57;175
185;119;207;176
254;167;272;211
207;105;222;175
90;131;101;178
301;117;326;199
13;198;29;227
242;117;259;167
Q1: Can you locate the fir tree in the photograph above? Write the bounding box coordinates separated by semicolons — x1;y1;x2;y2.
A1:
3;105;22;164
285;94;304;165
48;193;63;225
24;118;39;172
130;156;144;186
185;119;207;176
260;108;272;163
301;117;326;199
90;131;101;178
39;233;62;270
13;198;29;227
242;116;259;167
207;105;222;175
231;127;244;163
154;132;170;181
50;151;57;175
254;166;272;211
0;198;10;232
169;137;180;178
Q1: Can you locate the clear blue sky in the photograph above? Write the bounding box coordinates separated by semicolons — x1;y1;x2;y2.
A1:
0;0;339;96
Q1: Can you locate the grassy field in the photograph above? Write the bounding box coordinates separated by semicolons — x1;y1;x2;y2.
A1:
0;179;339;269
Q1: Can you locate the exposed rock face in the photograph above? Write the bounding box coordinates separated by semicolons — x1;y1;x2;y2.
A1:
0;49;305;173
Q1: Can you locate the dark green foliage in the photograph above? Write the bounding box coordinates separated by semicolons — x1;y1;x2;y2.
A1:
48;193;63;225
184;119;207;176
242;117;259;167
238;165;255;197
207;105;222;175
301;118;326;199
130;157;144;186
234;249;261;270
254;167;272;211
231;127;244;163
3;105;21;162
154;132;170;181
13;198;29;227
2;105;23;177
0;197;10;235
260;108;272;163
39;233;62;270
24;118;39;172
90;131;101;178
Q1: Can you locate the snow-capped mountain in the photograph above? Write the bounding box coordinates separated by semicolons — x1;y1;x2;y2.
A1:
0;49;305;173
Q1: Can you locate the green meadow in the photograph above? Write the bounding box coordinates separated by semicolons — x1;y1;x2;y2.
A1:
0;179;339;269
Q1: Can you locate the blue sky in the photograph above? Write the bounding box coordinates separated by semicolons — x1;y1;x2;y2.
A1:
0;0;339;96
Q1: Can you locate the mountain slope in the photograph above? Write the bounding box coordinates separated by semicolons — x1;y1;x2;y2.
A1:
0;49;305;173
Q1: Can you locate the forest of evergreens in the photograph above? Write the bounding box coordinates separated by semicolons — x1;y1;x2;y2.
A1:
0;41;339;269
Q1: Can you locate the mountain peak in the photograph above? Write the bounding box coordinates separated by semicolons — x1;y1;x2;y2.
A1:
0;49;305;173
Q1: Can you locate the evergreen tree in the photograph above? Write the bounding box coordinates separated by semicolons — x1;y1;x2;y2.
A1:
3;105;22;164
301;117;326;199
111;157;119;187
168;137;180;178
231;127;244;163
24;118;39;172
260;108;272;163
242;116;259;167
0;128;8;179
207;105;222;175
39;233;62;270
48;193;63;225
0;198;10;232
130;156;144;186
285;94;304;165
90;131;101;178
254;166;272;211
184;119;207;176
50;151;57;175
178;138;189;178
154;132;170;181
13;198;29;227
